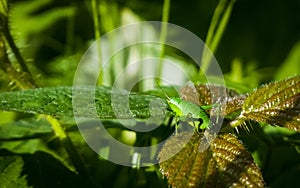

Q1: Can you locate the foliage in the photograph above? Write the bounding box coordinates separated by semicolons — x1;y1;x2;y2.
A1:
0;0;299;187
158;75;299;187
158;132;264;187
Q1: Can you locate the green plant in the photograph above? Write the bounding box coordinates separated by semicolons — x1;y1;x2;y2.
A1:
0;0;299;187
0;75;299;187
158;75;300;187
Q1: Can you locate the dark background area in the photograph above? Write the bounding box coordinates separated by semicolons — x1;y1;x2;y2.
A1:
10;0;299;77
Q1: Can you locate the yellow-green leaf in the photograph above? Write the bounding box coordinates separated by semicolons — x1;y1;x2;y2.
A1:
231;75;300;131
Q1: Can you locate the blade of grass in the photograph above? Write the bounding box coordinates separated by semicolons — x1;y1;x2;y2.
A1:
200;0;236;75
91;0;103;85
209;0;236;54
205;0;227;48
99;1;119;86
65;2;75;55
156;0;171;86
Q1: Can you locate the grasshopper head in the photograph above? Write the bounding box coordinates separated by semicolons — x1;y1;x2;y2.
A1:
167;98;183;116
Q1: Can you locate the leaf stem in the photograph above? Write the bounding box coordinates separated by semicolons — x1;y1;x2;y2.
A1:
46;115;90;178
3;24;36;87
0;4;37;88
0;35;36;89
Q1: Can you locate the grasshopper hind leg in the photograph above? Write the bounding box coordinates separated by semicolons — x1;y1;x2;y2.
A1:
185;115;205;134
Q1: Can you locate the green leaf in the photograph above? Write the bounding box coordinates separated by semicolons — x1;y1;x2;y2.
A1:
0;138;50;155
0;117;52;141
158;132;264;188
275;42;300;80
10;0;75;39
0;118;76;173
0;86;166;119
0;0;8;19
0;155;29;188
231;75;300;131
0;117;71;169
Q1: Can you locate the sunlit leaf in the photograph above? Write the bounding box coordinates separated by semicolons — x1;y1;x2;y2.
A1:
0;86;166;119
158;132;264;188
180;83;246;118
231;75;300;131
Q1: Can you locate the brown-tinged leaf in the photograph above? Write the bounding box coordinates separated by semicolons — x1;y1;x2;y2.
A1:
231;75;300;131
180;84;246;117
158;132;264;188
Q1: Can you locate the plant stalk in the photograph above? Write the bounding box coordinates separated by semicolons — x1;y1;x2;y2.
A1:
156;0;171;86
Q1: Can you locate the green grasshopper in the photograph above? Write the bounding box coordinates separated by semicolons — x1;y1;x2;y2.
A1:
166;97;212;133
157;84;214;134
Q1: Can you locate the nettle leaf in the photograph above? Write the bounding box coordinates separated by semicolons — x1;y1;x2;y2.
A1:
0;86;166;119
158;132;264;188
180;84;246;117
231;75;300;131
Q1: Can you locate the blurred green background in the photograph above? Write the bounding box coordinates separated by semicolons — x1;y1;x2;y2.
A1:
6;0;300;87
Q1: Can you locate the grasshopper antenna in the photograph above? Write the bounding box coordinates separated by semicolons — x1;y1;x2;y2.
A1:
155;79;171;100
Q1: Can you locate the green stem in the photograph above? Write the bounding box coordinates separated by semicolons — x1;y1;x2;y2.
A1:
46;115;90;178
156;0;171;85
2;19;37;88
65;2;75;55
3;22;30;77
91;0;103;85
0;34;35;89
91;0;101;40
200;0;236;75
209;0;236;54
205;0;227;49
